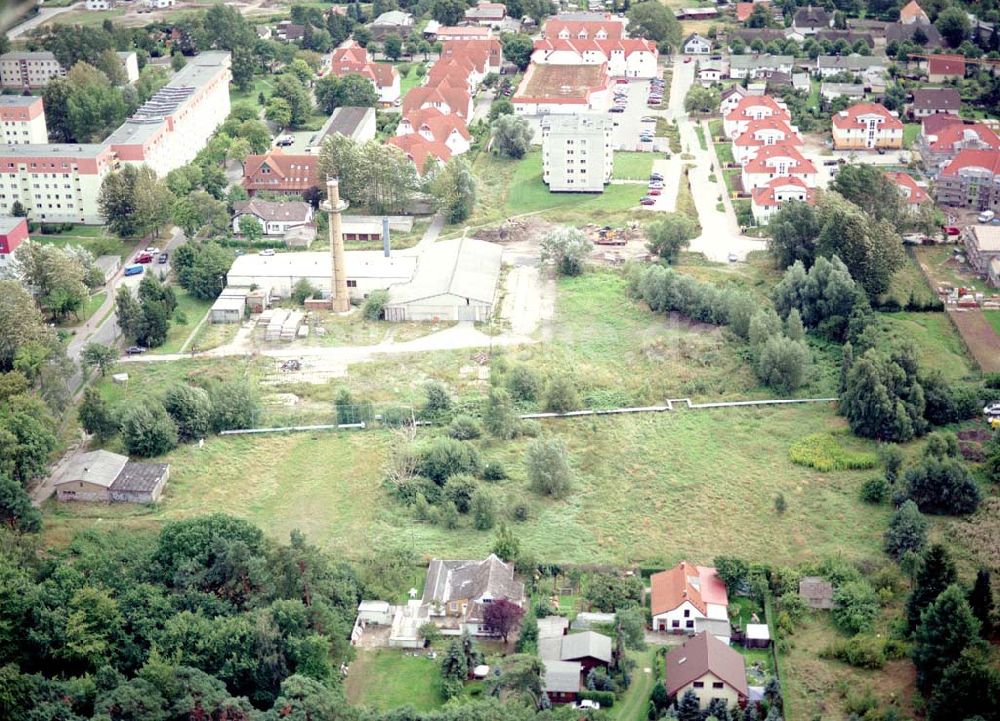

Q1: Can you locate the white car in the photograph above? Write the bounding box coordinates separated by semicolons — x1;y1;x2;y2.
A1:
144;246;160;255
574;700;601;710
260;248;276;257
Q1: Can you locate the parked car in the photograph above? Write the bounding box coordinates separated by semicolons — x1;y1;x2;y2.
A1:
157;252;169;264
641;116;657;123
260;248;276;256
135;252;153;264
610;106;626;113
942;226;961;236
978;210;995;223
125;346;146;355
640;135;654;143
144;246;160;255
123;264;144;276
276;135;294;147
684;56;692;63
639;196;656;205
648;181;664;189
649;172;664;181
647;188;662;195
728;253;738;263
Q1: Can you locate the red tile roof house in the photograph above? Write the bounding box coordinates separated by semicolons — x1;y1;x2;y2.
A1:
883;171;930;213
325;41;400;105
731;117;802;164
664;633;749;711
934;149;1000;210
242;151;319;197
387;133;453;174
918;115;1000;173
531;37;659;79
722;95;791;139
650;562;730;635
751;176;816;224
402;84;473;120
741;144;818;190
831;102;904;150
899;0;930;24
541;17;625;41
0;216;28;270
927;54;966;83
396;107;472;156
429;38;503;90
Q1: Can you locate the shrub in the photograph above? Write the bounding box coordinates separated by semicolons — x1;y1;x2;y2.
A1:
506;365;542;402
422;381;452;418
381;406;412;427
443;474;480;513
578;690;614;708
509;500;530;522
483;387;519;439
163;384;212;441
470;488;497;530
821;635;886;669
418;438;482;483
788;432;879;472
208;380;260;432
774;493;787;513
884;500;929;560
362;289;389;320
119;401;178;458
291;278;316;304
903;457;981;515
831;581;880;635
447;415;482;440
482;460;507;480
544;375;580;414
860;476;889;504
879;444;904;482
525;437;572;497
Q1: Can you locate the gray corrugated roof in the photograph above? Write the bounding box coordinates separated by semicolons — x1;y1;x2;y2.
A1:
318;106;376;144
538;637;562;661
730;54;793;69
543;660;581;693
537;615;570;639
817;55;885;70
388;237;502;306
110;462;168;493
560;631;613;664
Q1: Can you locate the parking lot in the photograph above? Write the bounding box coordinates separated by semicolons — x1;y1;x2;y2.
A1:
608;77;665;151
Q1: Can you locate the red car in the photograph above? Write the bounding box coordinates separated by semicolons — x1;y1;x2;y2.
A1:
942;226;960;236
647;188;662;196
135;252;153;264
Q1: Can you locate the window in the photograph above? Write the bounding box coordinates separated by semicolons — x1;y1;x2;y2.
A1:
671;620;680;628
685;620;694;628
683;609;690;618
693;681;704;688
346;280;357;288
713;682;724;689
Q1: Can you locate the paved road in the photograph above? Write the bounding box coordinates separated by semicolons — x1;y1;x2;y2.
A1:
4;2;83;38
401;213;444;255
669;57;766;262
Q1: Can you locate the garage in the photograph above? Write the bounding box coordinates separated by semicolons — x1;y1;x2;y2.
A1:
385;238;503;322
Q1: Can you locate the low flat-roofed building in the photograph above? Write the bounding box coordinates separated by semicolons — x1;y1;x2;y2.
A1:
963;224;1000;278
226;250;416;301
512;62;610;115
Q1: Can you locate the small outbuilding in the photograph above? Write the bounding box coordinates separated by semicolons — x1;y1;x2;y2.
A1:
542;659;581;705
210;287;249;324
357;600;392;625
54;450;169;504
744;623;771;649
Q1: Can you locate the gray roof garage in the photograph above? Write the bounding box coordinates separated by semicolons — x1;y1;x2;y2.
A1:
385;238;502;322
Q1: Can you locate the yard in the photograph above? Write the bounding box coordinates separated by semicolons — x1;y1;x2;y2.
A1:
148;288;214;355
903;123;920;149
879;311;976;382
613;152;655;180
345;650;442;711
613;648;657;721
33;226;131;259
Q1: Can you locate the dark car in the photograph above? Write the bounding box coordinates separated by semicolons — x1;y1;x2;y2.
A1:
649;173;664;181
609;106;626;113
157;252;169;264
125;346;146;355
639;196;656;206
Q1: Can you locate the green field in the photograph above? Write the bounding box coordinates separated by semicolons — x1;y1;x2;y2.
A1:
34;227;131;259
694;126;707;150
149;288;213;355
880;311;976;382
613;649;657;721
903;123;920;148
715;142;735;165
613;152;655;180
345;651;442;711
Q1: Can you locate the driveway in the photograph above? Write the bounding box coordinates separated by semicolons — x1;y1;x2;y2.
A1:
4;2;83;38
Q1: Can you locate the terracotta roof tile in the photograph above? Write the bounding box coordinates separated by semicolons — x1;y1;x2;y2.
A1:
650;562;727;616
743;144;817;174
831;102;903;131
939;148;1000;177
884;171;929;205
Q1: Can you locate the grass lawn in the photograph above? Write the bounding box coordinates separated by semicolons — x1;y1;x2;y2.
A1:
613;648;657;721
694;125;708;150
903;123;920;148
879;311;976;382
392;62;426;96
231;77;277;107
878;250;938;308
807;78;820;110
345;650;442;711
985;310;1000;338
715;142;734;165
148;289;213;355
613;152;655;180
81;292;107;322
34;229;130;259
708;119;722;140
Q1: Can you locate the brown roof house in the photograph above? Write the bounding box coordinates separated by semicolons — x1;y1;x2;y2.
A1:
422;554;525;637
798;576;834;609
650;562;730;638
664;632;749;710
909;87;961;118
54;450;169;504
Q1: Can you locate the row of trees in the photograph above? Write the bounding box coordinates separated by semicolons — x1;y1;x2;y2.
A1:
114;275;175;349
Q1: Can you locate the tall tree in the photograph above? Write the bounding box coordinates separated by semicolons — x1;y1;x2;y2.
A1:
79;386;118;441
0;282;51;371
491;115;532;159
626;0;682;50
429;157;476;223
483;598;525;643
913;584;984;692
906;544;957;631
968;569;994;636
645;214;696;263
314;73;378;114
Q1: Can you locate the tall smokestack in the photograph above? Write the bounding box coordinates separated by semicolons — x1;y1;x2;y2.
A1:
323;178;350;312
382;216;390;258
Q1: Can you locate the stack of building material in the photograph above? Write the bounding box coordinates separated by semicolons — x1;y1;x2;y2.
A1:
280;311;303;341
266;308;289;341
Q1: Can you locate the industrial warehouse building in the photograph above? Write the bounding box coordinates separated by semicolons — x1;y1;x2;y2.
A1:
385;238;502;322
225;251;417;302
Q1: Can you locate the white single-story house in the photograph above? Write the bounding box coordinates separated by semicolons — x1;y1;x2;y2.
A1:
683;33;712;54
357;600;393;625
232;199;314;236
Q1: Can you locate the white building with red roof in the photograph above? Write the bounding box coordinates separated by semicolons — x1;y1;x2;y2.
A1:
751;176;816;224
541;16;625;41
831;102;903;150
650;562;729;635
429;39;503;90
402;85;473;120
530;37;658;78
884;171;930;213
899;0;929;24
396;107;471;156
731;117;802;164
935;149;1000;210
326;41;401;105
722;94;790;139
919;117;1000;172
741;144;818;190
434;26;494;41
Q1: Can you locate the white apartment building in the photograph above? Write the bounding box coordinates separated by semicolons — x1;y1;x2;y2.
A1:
0;52;65;89
0;96;48;145
0;144;116;224
86;0;116;9
541;115;613;192
104;51;231;176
